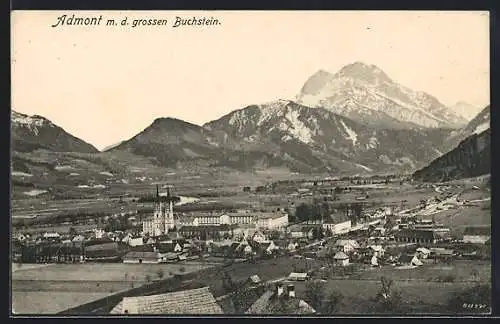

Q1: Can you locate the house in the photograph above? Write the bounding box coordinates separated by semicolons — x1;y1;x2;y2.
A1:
322;220;352;235
287;242;299;252
369;245;385;257
429;248;455;259
42;232;61;242
416;247;431;259
255;212;289;230
398;253;423;266
178;224;234;240
157;241;183;253
288;226;314;240
72;235;86;243
109;287;223;314
288;272;309;281
394;229;440;244
246;283;315;314
250;230;268;243
256;241;278;255
410;255;423;266
84;242;129;262
334;251;350;267
335;240;360;254
463;226;490;244
249;275;262;285
124;236;144;247
122;251;164;264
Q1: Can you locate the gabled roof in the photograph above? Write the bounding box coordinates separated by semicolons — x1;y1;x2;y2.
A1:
334;251;349;260
109;287;223;314
123;251;161;260
245;291;316;314
335;239;360;248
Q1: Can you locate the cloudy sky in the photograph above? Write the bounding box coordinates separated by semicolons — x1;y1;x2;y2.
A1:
12;11;489;150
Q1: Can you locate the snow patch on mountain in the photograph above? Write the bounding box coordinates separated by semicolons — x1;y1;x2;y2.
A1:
367;136;379;149
12;111;54;136
277;109;314;144
474;121;490;135
339;120;358;146
355;163;373;172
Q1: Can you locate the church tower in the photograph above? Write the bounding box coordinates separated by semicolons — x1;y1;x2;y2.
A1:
165;186;175;230
153;184;165;237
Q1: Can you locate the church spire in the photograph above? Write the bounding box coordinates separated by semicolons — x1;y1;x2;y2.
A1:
156;184;160;201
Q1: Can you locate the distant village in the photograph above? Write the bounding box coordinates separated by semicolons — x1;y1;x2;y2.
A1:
11;178;492;315
12;182;490;268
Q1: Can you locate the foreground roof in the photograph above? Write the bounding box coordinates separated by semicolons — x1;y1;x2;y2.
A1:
109;287;223;314
245;290;316;314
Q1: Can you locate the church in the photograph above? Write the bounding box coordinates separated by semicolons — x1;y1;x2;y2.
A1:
142;185;176;237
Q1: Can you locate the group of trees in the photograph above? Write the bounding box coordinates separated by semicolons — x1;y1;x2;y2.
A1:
304;280;344;314
294;202;365;225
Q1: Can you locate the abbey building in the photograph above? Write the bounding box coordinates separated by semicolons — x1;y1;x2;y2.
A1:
142;186;175;237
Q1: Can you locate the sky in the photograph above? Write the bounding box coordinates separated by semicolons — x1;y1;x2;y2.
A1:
11;11;490;150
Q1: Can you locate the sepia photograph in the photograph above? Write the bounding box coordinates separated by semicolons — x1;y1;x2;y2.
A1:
10;10;491;316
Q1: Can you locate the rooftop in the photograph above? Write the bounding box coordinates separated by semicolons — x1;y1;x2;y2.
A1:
109;287;223;314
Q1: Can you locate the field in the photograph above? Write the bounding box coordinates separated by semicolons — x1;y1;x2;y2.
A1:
291;279;483;314
348;260;491;282
11;261;220;314
12;291;113;314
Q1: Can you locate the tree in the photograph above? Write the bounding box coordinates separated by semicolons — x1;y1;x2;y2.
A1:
304;280;325;312
295;203;310;223
222;271;236;293
69;227;77;237
374;276;403;313
321;291;344;314
304;280;343;314
156;269;164;279
145;274;152;283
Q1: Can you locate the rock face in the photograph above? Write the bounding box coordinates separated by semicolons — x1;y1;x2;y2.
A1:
296;62;467;130
11;111;98;153
450;101;482;121
108;99;451;174
413;128;490;182
444;105;490;153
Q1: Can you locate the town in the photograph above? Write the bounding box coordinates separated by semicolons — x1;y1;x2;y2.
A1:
11;175;491;314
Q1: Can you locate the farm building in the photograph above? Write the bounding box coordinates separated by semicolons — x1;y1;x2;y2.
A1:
245;283;315;314
109;287;223;314
398;254;423;266
288;272;309;281
335;239;360;254
85;242;129;262
462;226;490;244
177;225;233;240
394;229;441;244
287;225;314;240
122;251;164;264
255;212;289;230
322;220;352;235
249;275;262;285
334;251;350;267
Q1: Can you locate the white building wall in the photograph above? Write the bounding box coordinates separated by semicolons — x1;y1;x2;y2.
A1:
463;235;490;244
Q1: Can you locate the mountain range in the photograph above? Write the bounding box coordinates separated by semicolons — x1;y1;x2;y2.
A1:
11;62;490;182
296;62;468;130
11;111;98;153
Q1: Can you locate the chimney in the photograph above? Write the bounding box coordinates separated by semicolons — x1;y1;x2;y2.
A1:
276;283;284;297
287;284;295;298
